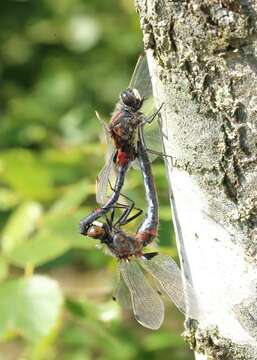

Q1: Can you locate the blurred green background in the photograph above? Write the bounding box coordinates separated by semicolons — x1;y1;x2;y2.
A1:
0;0;193;359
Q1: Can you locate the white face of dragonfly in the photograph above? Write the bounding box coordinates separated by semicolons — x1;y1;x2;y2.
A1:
131;88;141;101
87;221;106;239
113;253;201;329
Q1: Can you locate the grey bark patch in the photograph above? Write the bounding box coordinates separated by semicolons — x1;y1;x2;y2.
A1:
184;320;257;359
233;295;257;342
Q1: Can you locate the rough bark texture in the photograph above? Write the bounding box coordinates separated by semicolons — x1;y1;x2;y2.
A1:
136;1;257;359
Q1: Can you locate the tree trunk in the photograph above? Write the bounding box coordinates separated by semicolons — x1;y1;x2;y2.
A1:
136;1;257;359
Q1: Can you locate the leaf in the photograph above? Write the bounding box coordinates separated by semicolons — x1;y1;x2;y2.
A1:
0;256;8;281
42;209;97;249
7;209;95;267
143;330;185;350
50;180;91;214
0;150;54;201
7;229;70;268
0;188;19;210
0;275;63;342
1;201;43;254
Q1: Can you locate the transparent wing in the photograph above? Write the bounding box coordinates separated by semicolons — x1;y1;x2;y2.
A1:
95;111;111;145
112;55;154;116
130;55;155;120
112;270;132;309
140;253;200;320
95;111;118;205
143;118;163;153
119;259;164;329
131;120;163;170
96;151;117;205
129;55;153;100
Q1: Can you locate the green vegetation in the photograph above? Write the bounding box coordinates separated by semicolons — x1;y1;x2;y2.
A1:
0;0;193;359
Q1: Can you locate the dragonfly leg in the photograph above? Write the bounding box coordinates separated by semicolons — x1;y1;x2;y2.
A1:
104;206;116;231
146;148;173;160
144;103;164;125
103;200;142;228
115;204;143;227
119;207;143;226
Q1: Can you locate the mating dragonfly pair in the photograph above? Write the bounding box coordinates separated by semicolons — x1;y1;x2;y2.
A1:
80;55;199;329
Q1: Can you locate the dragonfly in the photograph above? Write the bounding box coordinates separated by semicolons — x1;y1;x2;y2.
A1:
86;128;200;329
79;55;163;235
87;201;199;330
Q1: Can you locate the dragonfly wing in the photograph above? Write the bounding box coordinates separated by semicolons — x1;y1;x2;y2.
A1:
96;151;117;205
131;121;162;170
119;259;164;329
129;55;153;100
140;253;200;320
143;119;163;152
95;111;111;145
113;270;132;309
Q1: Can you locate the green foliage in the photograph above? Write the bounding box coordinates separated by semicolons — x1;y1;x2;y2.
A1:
0;275;63;342
0;0;193;359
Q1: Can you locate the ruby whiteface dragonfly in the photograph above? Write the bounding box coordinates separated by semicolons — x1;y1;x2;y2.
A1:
86;128;200;329
96;54;162;205
79;55;163;235
87;206;200;329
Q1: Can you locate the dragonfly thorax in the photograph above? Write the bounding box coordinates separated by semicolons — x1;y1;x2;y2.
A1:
107;229;143;259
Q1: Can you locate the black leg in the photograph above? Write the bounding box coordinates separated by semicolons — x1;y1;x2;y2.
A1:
112;201;143;227
103;201;142;229
146;148;173;160
114;201;135;227
119;207;143;226
104;206;116;231
144;103;164;125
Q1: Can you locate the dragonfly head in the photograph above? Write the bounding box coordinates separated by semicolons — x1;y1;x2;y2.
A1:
87;221;110;242
120;88;143;112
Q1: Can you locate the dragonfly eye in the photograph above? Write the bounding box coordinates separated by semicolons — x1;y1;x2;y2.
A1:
120;89;142;110
87;225;106;239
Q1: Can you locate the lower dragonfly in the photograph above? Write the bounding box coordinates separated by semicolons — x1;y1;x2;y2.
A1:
86;128;200;329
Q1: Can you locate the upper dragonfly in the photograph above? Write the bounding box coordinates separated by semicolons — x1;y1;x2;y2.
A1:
80;55;161;235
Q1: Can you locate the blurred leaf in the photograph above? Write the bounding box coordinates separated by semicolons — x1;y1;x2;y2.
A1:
35;68;76;110
143;330;185;350
0;150;54;201
159;205;172;221
43;209;96;249
7;209;96;267
0;256;8;282
50;180;91;214
0;275;63;342
1;201;43;254
0;188;20;210
7;229;70;268
61;315;136;360
64;15;101;52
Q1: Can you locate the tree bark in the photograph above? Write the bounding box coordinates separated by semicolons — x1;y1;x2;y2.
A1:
136;1;257;359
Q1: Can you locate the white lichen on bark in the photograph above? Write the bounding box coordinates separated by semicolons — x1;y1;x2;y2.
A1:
136;1;257;359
